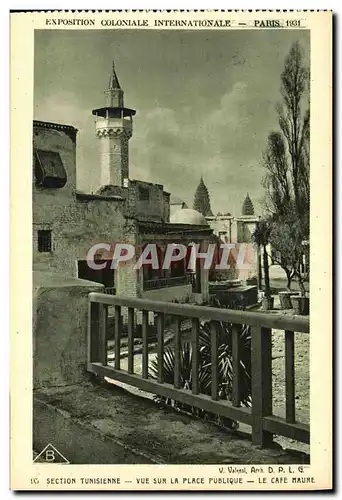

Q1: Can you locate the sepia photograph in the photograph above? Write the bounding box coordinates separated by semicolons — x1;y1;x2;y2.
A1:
32;27;310;465
10;9;332;491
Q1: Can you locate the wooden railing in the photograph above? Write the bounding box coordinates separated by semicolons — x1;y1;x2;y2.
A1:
87;293;310;448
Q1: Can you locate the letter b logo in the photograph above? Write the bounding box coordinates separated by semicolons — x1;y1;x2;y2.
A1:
45;449;55;462
33;443;69;464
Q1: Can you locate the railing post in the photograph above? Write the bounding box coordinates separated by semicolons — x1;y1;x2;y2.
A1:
251;325;273;447
232;323;242;407
127;307;135;374
210;322;219;401
98;303;108;365
191;318;200;394
114;305;121;370
88;301;100;364
156;314;165;384
142;310;149;379
285;330;295;423
174;317;182;389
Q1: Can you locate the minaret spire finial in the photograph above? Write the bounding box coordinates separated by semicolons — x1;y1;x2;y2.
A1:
107;60;121;91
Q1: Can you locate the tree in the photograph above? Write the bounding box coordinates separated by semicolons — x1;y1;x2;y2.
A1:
277;42;310;217
252;219;271;298
262;41;310;293
269;206;307;295
193;177;213;216
261;132;296;289
242;193;255;216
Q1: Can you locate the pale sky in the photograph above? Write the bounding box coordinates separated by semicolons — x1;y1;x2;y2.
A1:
34;29;309;216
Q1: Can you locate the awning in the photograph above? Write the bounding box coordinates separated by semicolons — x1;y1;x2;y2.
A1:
35;149;67;188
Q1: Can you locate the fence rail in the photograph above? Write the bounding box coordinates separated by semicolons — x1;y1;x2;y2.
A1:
87;293;309;448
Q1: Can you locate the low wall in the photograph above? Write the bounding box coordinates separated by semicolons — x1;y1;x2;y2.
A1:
142;284;192;304
210;285;258;308
33;272;104;388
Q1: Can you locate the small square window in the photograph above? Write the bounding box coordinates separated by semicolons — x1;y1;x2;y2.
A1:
138;186;150;201
38;230;52;253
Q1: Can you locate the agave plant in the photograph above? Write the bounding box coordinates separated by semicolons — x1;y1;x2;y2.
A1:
149;342;210;405
198;320;252;406
149;317;252;430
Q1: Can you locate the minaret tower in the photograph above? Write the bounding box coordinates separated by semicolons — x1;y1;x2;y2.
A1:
92;61;136;188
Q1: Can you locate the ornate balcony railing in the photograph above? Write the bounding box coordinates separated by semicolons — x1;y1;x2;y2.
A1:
87;294;309;448
143;275;190;291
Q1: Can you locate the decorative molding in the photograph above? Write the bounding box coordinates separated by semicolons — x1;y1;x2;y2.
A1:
96;128;132;139
33;120;78;144
76;191;125;202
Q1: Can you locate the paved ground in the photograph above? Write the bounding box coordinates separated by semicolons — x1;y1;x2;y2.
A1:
35;382;309;465
268;264;309;293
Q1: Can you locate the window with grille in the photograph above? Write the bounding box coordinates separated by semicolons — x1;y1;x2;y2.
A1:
138;186;150;201
38;230;52;253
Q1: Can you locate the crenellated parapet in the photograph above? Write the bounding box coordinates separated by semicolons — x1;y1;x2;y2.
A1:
95;126;132;140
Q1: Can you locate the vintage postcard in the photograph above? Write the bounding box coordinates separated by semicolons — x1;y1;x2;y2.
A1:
10;10;332;491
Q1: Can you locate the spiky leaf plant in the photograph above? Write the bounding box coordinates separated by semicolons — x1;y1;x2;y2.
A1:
149;318;252;430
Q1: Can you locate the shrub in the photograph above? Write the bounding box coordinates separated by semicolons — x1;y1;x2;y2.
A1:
149;318;252;430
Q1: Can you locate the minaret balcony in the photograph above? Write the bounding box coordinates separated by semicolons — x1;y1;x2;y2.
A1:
92;107;136;119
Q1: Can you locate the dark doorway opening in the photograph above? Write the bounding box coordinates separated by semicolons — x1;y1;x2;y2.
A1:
77;259;115;293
